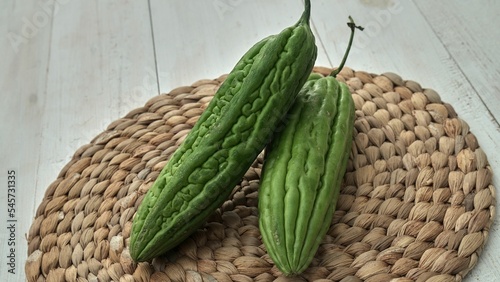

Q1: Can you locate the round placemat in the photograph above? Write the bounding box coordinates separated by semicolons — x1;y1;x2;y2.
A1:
26;67;495;282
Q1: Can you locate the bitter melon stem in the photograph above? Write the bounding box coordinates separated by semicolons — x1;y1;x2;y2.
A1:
330;16;364;78
300;0;312;24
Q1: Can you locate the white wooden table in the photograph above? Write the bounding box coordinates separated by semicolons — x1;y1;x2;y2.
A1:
1;1;498;281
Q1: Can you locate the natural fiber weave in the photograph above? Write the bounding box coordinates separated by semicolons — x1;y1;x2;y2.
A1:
26;67;495;282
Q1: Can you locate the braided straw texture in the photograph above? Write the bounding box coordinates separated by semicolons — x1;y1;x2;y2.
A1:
26;67;495;282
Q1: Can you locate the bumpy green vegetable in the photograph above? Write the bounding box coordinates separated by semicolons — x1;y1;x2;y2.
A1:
258;17;362;275
130;0;317;262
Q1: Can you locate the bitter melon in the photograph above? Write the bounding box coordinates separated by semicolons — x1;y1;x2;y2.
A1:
130;0;317;262
258;17;362;275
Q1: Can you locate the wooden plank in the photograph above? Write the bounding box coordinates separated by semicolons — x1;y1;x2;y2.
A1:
38;0;155;207
38;0;156;193
0;1;156;280
415;0;500;123
149;0;330;93
39;1;158;207
0;1;54;280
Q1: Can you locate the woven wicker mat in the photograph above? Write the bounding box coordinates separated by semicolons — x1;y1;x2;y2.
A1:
26;67;495;282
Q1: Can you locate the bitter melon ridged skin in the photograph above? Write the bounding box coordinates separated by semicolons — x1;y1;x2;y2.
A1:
258;74;355;275
129;2;317;262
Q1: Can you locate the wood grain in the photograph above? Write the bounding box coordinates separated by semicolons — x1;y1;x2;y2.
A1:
1;2;54;279
415;0;500;123
1;1;155;280
149;0;331;93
